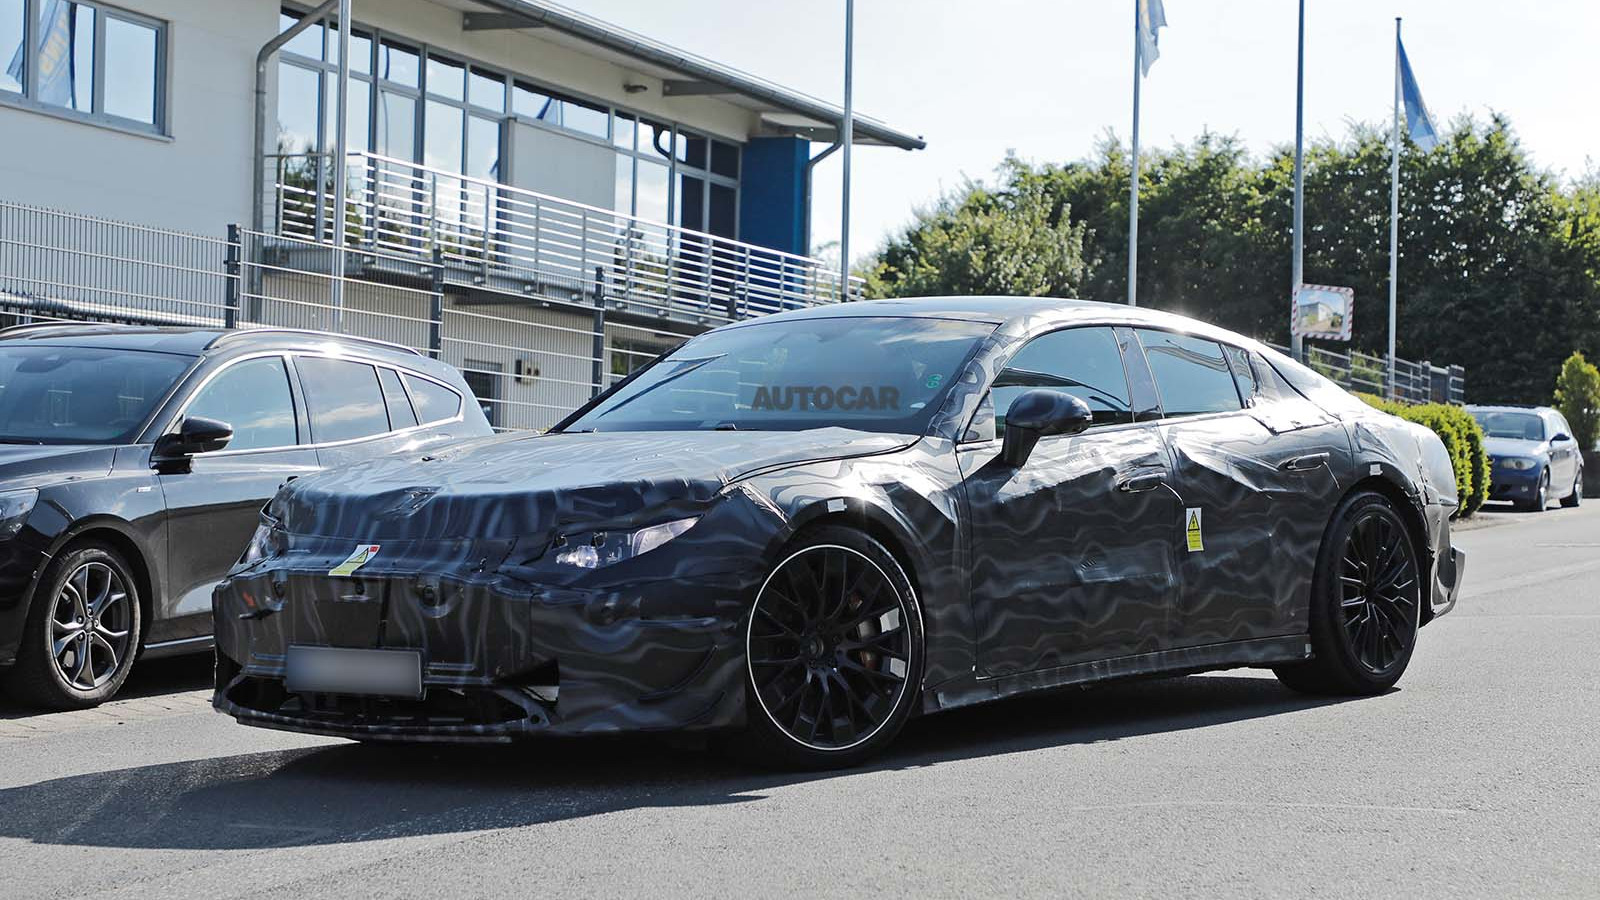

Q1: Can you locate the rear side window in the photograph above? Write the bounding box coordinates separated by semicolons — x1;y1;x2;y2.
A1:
405;373;462;424
1137;330;1242;418
377;367;418;430
1222;345;1258;405
297;357;390;442
185;356;298;450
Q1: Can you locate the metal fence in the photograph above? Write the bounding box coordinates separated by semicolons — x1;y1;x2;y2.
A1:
2;198;1467;430
1264;341;1466;405
270;151;860;321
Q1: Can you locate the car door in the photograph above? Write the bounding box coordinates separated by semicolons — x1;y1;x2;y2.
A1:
1545;411;1577;489
1132;330;1350;648
959;325;1182;677
155;354;319;640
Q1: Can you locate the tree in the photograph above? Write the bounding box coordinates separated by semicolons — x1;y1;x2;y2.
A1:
1554;351;1600;451
865;157;1088;300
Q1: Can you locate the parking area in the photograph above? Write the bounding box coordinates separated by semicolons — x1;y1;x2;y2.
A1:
1;503;1597;899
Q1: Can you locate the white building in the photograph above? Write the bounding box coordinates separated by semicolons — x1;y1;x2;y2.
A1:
0;0;922;428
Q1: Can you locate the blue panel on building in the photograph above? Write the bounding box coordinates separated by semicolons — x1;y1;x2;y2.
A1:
739;137;808;256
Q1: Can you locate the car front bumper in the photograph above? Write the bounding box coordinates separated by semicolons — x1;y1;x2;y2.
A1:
212;559;757;743
1487;462;1543;501
0;538;51;667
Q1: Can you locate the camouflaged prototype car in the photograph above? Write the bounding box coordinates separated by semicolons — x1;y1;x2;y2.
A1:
213;297;1465;768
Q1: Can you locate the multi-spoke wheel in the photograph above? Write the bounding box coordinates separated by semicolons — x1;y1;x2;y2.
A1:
738;527;922;768
1275;492;1421;696
2;543;142;709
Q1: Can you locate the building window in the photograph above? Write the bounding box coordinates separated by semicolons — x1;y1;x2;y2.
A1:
0;0;165;133
273;5;742;238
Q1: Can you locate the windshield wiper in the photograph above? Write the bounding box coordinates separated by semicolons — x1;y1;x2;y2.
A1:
0;438;44;445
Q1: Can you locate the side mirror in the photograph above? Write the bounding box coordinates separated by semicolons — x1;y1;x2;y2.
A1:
999;389;1094;467
1552;432;1572;444
154;416;233;462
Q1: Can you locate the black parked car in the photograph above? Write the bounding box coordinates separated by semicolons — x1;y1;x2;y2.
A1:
1466;405;1584;511
0;325;490;709
215;298;1465;768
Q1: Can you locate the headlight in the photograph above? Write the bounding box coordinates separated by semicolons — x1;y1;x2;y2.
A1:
1501;458;1537;470
552;517;698;569
237;510;284;568
0;488;38;540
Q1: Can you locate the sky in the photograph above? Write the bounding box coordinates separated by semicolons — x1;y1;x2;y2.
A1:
562;0;1600;264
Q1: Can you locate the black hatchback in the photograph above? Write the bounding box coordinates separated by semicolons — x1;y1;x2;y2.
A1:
0;324;492;708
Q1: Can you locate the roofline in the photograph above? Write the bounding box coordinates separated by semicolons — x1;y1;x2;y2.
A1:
207;328;425;356
471;0;927;151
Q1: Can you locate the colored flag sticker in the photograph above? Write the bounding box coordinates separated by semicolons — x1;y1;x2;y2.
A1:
1185;508;1204;553
329;544;381;577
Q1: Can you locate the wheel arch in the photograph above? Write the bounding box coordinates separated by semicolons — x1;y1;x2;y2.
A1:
782;502;927;609
33;518;159;648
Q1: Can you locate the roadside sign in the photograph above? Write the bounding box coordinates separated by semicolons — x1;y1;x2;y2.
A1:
1292;284;1354;341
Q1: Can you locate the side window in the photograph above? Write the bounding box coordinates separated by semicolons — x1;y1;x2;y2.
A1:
405;373;463;425
378;367;418;430
1137;330;1242;418
1222;344;1258;406
990;327;1133;431
184;357;298;451
297;357;390;442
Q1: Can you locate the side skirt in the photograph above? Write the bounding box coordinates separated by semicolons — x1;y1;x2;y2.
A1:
140;634;214;660
923;634;1311;715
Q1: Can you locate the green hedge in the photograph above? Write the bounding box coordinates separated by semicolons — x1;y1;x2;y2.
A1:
1356;393;1488;517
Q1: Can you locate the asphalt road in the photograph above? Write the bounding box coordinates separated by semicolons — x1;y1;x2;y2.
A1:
1;503;1596;898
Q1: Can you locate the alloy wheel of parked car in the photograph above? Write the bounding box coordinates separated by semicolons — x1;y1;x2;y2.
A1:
1274;492;1420;696
1560;465;1582;508
3;544;142;710
740;528;923;767
1523;470;1551;512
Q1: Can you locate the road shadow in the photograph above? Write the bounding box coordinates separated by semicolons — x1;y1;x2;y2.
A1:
0;672;1377;851
0;653;212;720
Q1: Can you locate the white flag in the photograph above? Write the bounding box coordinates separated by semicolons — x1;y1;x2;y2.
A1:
1139;0;1168;76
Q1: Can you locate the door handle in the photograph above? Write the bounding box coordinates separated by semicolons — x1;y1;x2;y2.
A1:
1282;452;1330;472
1117;472;1165;493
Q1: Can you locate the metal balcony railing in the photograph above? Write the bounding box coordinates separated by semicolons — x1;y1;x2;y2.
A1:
269;151;861;324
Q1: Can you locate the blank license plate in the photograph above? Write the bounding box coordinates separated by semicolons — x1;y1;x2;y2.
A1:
285;646;423;699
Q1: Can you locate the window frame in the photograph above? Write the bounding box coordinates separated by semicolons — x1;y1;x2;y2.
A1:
0;0;168;136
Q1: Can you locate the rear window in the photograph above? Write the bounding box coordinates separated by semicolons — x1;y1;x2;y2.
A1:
404;373;462;424
297;357;390;443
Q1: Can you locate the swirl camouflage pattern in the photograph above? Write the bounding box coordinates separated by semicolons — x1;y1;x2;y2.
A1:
213;297;1466;767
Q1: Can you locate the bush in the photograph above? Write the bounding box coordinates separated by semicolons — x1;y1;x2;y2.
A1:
1554;351;1600;452
1357;395;1488;517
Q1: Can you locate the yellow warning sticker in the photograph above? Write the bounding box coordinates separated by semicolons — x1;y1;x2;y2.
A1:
1185;508;1204;552
329;544;381;577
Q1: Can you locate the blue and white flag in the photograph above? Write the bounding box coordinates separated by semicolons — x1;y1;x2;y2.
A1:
1138;0;1168;76
1397;36;1438;151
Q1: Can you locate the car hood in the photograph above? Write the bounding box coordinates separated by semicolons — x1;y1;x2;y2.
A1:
0;444;119;490
1483;436;1546;459
274;427;910;541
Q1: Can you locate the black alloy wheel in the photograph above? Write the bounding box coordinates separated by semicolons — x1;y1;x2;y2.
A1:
3;543;143;709
1275;491;1421;696
739;527;922;768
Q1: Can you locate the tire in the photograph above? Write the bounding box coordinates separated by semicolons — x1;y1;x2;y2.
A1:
1560;464;1582;508
2;543;143;710
1517;470;1550;512
730;525;924;770
1273;491;1422;696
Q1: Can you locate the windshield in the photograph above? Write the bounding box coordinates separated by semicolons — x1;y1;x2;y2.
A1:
1472;410;1544;441
0;346;195;445
562;316;996;434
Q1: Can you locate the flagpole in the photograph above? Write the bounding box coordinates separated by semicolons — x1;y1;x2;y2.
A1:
1127;0;1142;307
839;0;854;296
1388;18;1401;399
1289;0;1306;362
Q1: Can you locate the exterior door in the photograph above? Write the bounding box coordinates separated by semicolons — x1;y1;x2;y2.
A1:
1132;330;1350;648
960;326;1182;677
1546;411;1578;489
157;355;318;640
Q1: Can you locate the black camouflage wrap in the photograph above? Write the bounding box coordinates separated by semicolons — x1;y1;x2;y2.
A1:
213;297;1465;742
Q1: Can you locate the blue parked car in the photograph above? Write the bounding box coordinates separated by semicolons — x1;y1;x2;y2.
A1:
1466;405;1584;511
